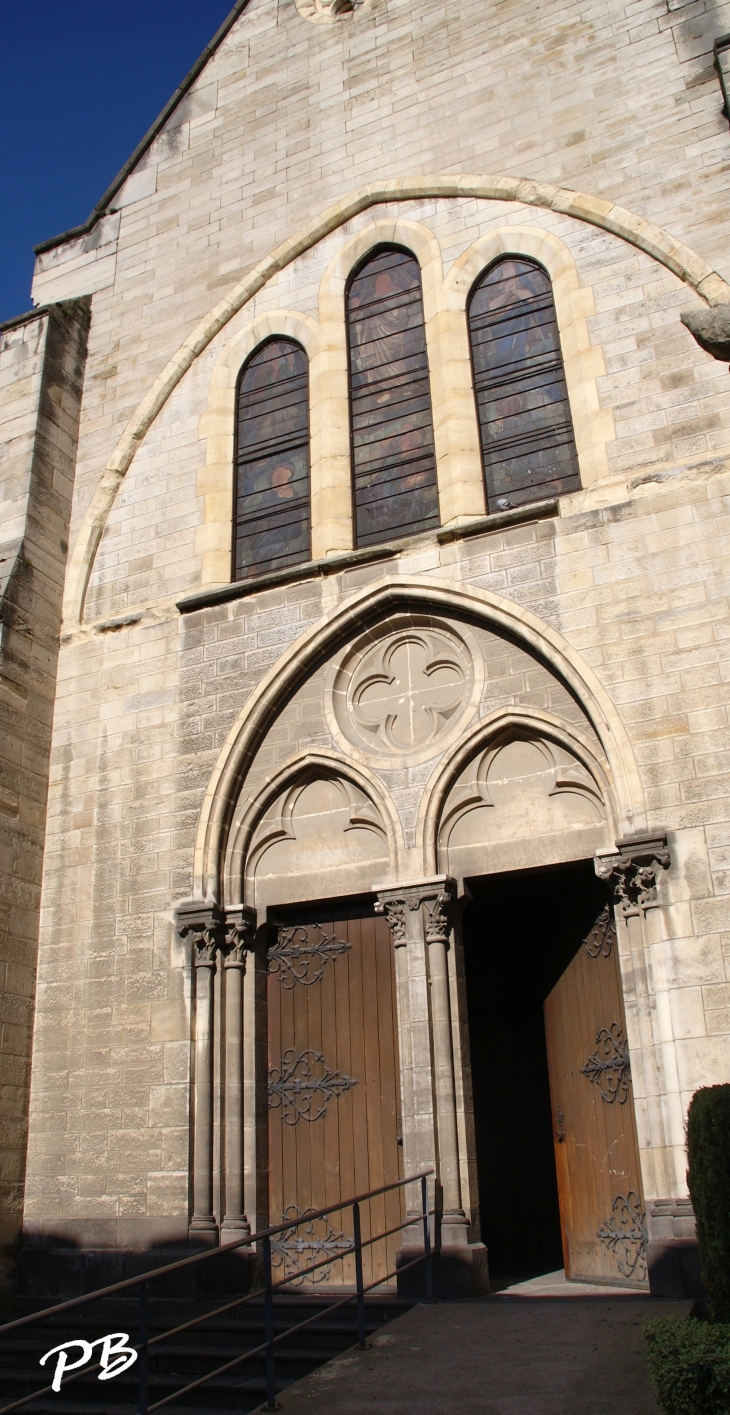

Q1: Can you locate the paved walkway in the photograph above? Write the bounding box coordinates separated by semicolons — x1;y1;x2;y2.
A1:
276;1282;688;1415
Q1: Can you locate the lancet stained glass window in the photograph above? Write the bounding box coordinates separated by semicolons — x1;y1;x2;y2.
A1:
468;258;581;512
347;247;440;547
234;339;311;580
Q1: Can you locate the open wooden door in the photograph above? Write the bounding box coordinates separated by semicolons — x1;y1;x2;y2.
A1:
267;898;403;1288
544;903;648;1286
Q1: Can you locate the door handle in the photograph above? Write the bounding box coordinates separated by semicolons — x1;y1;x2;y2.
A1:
556;1103;566;1143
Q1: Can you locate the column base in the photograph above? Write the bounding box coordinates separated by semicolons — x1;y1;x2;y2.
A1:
646;1199;705;1300
220;1219;252;1249
396;1241;489;1299
188;1217;219;1248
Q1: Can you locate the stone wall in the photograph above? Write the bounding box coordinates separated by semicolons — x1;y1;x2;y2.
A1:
12;0;730;1282
0;301;90;1272
22;465;730;1250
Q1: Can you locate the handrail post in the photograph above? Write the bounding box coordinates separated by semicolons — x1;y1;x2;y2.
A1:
421;1174;433;1304
137;1281;148;1415
352;1201;367;1349
433;1177;443;1303
263;1234;278;1411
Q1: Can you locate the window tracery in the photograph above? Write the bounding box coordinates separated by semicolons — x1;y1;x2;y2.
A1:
468;257;581;512
234;338;310;580
346;246;440;547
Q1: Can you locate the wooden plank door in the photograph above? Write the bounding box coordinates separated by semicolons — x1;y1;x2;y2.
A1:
543;904;648;1286
267;899;403;1288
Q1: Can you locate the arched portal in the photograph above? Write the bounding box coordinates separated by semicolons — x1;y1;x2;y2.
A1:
184;575;652;1291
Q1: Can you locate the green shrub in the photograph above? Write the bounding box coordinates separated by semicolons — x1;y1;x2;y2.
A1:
688;1084;730;1323
644;1317;730;1415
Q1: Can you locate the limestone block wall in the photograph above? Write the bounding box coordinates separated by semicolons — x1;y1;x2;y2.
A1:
74;195;730;627
22;463;730;1247
15;0;730;1265
0;301;90;1268
26;0;730;587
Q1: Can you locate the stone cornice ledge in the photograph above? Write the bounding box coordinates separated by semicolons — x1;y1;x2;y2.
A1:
175;500;558;614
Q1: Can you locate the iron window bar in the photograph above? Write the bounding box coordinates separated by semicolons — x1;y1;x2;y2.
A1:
0;1169;438;1415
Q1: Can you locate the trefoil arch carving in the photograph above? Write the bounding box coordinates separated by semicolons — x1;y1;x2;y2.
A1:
419;706;617;880
223;748;404;910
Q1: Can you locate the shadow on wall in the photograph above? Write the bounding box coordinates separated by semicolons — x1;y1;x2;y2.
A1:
9;1232;259;1307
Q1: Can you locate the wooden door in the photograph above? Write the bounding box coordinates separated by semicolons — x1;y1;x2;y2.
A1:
267;899;403;1289
544;904;647;1286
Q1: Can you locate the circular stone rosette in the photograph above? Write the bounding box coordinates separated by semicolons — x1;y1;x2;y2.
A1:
326;616;483;769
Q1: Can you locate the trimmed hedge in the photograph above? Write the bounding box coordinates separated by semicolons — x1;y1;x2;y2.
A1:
687;1085;730;1324
644;1317;730;1415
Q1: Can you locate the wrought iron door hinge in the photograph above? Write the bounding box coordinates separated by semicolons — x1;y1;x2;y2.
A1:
268;1048;357;1125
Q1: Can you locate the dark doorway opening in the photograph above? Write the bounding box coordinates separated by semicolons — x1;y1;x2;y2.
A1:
462;861;610;1284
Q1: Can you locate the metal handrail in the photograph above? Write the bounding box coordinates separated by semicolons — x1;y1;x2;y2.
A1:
0;1168;438;1415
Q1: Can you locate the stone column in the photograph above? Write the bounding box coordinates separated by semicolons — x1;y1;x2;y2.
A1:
594;833;694;1297
222;905;256;1239
376;877;487;1297
423;887;469;1244
375;877;466;1241
177;902;224;1244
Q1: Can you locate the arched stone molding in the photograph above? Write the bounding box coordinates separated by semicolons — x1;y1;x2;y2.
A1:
197;310;320;587
222;748;404;906
442;226;615;489
63;175;730;627
192;574;647;901
417;706;618;877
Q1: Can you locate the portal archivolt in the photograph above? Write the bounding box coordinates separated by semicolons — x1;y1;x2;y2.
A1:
201;577;641;904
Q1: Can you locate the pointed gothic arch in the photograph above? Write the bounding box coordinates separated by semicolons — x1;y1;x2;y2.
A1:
191;574;646;902
63;178;728;628
223;748;405;906
417;706;618;878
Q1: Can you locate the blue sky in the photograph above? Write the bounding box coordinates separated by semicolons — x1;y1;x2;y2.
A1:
0;2;234;323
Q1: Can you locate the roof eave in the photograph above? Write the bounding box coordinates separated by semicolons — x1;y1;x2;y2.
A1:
33;0;251;257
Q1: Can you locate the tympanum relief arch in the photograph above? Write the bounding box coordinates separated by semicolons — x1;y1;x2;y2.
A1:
422;706;618;883
223;749;404;907
192;574;647;905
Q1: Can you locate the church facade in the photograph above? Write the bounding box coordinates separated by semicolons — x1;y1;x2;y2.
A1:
2;0;730;1297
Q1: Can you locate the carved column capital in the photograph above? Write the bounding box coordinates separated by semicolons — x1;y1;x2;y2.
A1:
595;833;670;917
375;877;457;946
223;904;257;968
374;896;409;943
424;887;457;945
176;901;225;967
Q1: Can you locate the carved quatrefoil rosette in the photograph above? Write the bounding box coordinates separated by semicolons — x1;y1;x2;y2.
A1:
327;617;482;768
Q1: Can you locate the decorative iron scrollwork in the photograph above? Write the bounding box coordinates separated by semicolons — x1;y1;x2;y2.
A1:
584;904;616;959
580;1022;631;1104
267;923;351;989
268;1049;357;1125
270;1206;351;1285
597;1191;648;1281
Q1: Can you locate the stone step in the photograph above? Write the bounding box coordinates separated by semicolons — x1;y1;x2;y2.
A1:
0;1293;411;1415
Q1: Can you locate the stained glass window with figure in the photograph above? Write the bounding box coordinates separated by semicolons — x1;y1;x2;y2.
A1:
234;339;310;580
468;258;581;512
347;247;440;547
